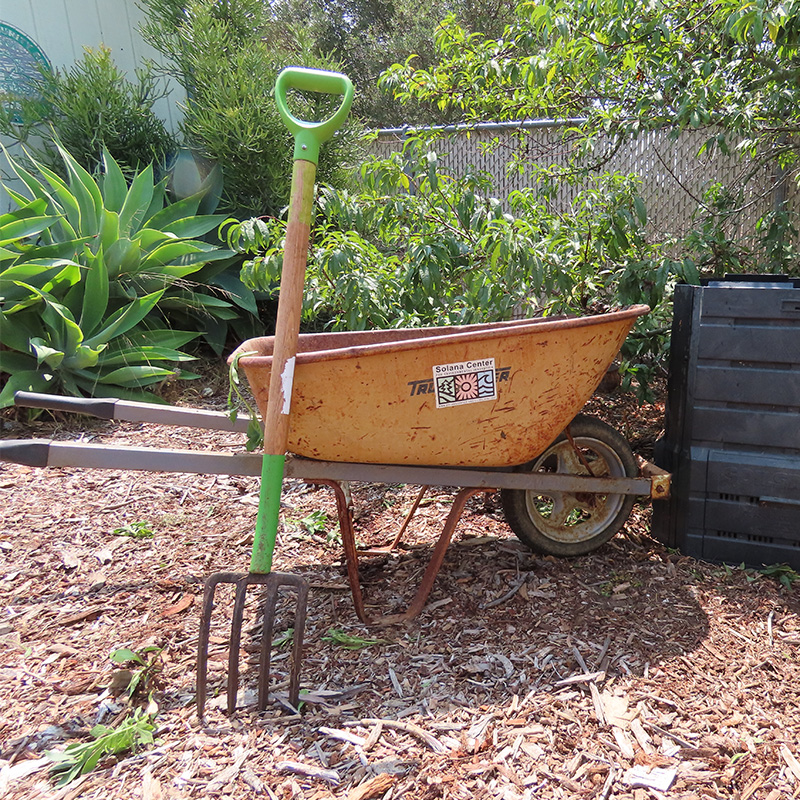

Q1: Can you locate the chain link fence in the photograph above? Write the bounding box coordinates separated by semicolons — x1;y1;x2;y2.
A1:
369;122;796;249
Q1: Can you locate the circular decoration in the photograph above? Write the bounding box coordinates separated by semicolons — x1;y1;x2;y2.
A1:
0;21;52;122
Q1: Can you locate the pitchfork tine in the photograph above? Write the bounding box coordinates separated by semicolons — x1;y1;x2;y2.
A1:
226;578;249;715
287;579;309;707
197;571;236;718
196;454;312;718
258;579;279;712
257;573;309;711
197;572;309;717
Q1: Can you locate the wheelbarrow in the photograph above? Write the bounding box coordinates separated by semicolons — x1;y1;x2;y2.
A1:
0;69;671;714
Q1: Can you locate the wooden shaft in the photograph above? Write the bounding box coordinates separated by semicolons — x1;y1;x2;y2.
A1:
263;158;317;457
250;158;317;574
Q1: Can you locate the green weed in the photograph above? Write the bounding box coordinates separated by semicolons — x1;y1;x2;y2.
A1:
46;710;156;786
286;510;341;545
112;521;154;539
760;563;800;590
300;510;329;535
110;645;162;697
322;628;383;650
272;628;295;648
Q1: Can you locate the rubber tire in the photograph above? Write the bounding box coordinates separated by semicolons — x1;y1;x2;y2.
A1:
501;414;638;557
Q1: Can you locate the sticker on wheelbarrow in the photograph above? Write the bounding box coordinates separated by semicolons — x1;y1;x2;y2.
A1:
407;363;510;401
431;358;497;408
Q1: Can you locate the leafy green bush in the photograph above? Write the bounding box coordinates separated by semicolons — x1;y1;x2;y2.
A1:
379;2;800;285
0;144;244;406
0;46;175;178
233;139;689;321
229;139;697;398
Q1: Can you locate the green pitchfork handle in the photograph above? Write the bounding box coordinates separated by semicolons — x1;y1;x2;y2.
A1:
251;68;354;574
275;67;355;164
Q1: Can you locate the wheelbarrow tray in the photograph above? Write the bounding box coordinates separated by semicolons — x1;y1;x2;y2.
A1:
232;305;649;467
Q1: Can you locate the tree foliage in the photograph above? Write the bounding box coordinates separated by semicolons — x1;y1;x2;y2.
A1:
382;0;800;143
0;46;175;178
379;0;800;274
270;0;519;126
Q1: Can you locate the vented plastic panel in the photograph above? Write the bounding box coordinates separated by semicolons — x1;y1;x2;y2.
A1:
652;277;800;568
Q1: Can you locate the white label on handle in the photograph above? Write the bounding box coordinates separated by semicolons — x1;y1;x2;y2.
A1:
280;357;296;415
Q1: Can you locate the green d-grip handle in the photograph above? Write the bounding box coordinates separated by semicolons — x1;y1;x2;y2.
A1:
275;67;354;164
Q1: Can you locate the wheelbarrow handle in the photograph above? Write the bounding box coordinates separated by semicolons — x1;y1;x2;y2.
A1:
13;391;251;433
14;391;117;419
274;67;354;164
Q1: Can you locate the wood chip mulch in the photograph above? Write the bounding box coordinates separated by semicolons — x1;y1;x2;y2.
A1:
1;381;799;800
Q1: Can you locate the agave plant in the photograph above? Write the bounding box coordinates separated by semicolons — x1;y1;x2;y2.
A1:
0;144;245;406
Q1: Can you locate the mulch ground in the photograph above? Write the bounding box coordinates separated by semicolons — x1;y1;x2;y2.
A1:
1;376;799;800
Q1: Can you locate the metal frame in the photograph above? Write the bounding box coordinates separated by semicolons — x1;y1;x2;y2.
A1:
0;439;669;499
3;392;672;628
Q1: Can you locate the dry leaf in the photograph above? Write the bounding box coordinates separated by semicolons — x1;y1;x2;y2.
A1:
94;548;114;564
60;606;107;625
623;765;677;792
161;593;195;617
601;691;635;729
142;768;163;800
781;745;800;782
347;773;395;800
60;550;80;570
86;571;107;590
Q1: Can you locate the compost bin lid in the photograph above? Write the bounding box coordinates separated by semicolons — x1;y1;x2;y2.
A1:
704;274;800;288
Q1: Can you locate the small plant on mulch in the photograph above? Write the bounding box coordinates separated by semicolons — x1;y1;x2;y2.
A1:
322;628;384;649
112;521;155;540
760;563;800;591
45;710;156;787
110;645;163;698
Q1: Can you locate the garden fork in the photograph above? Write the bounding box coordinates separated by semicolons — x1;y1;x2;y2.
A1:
196;67;354;717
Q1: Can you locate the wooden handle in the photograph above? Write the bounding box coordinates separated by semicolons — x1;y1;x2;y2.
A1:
250;158;316;574
262;158;316;457
251;69;352;574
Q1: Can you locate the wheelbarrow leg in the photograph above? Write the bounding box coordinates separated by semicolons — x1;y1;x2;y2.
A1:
319;481;486;625
310;479;369;623
378;487;485;625
197;571;308;718
387;485;429;550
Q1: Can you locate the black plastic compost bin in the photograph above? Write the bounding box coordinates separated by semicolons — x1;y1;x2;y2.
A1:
652;275;800;568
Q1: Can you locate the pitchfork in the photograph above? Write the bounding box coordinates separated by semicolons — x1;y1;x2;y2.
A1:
196;67;354;717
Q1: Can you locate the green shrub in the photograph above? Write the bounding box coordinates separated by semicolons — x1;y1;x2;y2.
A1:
140;0;363;217
0;46;175;179
0;144;243;406
231;138;698;398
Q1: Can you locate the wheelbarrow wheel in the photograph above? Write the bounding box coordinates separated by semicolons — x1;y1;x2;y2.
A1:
501;414;637;557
